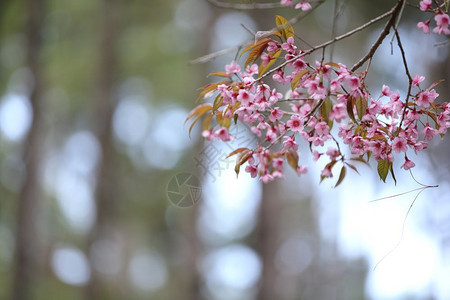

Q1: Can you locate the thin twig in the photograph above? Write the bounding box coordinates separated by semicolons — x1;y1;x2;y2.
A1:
189;0;326;64
351;0;405;72
257;5;397;81
394;28;413;132
205;0;284;10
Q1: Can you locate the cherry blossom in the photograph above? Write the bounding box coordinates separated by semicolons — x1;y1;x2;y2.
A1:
187;4;450;185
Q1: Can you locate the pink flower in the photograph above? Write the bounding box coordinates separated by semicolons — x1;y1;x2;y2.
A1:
392;137;408;153
283;136;298;151
267;42;279;53
260;172;274;183
315;121;329;136
225;60;241;74
312;150;322;161
245;164;258;178
421;123;438;140
417;20;430;34
261;53;273;67
412;74;425;86
202;129;214;141
214;127;231;141
297;165;308;176
326;147;340;159
237;89;253;106
295;1;312;11
381;85;392;97
419;0;432;11
269;89;283;104
417;89;439;107
269;107;284;122
286;115;304;132
401;157;416;170
280;0;293;7
321;167;332;178
433;14;450;35
281;37;297;54
245;64;259;76
347;76;361;90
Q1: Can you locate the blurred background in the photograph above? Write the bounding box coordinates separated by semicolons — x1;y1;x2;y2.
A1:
1;0;450;299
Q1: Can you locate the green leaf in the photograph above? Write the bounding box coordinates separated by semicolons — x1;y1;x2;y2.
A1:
377;160;389;183
334;166;346;188
275;15;294;40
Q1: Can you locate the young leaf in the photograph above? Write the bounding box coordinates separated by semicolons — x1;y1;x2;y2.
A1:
346;96;357;123
344;162;360;174
226;147;250;159
319;98;333;129
290;69;309;91
325;62;340;69
185;103;212;123
240;37;272;56
203;112;213;131
235;150;253;177
212;95;223;112
286;149;299;170
275;15;294;40
334;166;347;188
245;41;269;67
355;97;368;120
207;72;231;78
377;160;389;183
389;162;397;185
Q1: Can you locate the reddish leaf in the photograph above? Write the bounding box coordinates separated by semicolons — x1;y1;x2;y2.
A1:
334;166;346;188
208;72;231;78
226;147;250;158
185;103;212;123
346;96;357;123
235;150;253;176
286;149;299;170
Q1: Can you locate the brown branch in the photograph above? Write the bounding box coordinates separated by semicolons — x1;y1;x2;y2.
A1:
189;0;326;64
205;0;284;9
257;5;397;81
350;0;405;72
394;28;413;133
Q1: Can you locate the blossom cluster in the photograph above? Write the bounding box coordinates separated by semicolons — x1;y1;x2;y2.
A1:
188;6;450;185
280;0;312;11
417;0;450;34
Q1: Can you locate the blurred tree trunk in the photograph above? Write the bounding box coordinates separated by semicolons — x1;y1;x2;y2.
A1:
10;0;45;299
257;182;282;300
84;0;120;298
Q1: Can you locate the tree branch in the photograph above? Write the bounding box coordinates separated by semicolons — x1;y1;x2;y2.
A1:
189;0;325;64
257;5;398;81
351;0;405;72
